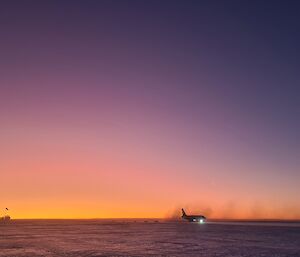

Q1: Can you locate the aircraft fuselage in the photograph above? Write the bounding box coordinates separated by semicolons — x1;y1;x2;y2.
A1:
181;209;206;223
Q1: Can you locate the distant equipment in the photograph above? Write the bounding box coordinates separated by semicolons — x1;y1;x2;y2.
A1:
1;208;11;222
181;208;206;223
0;215;11;221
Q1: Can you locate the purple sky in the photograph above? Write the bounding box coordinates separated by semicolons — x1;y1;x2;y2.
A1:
0;1;299;218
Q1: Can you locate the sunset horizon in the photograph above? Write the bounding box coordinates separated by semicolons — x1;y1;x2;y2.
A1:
1;1;299;221
1;1;300;256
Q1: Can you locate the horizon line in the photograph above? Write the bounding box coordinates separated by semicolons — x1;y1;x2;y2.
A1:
7;218;300;222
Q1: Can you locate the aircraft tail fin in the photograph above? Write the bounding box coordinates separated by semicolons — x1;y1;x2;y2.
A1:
181;208;186;217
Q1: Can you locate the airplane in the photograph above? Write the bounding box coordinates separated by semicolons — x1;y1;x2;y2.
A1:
181;208;206;223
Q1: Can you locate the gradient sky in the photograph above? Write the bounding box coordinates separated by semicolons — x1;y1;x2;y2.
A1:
0;1;299;219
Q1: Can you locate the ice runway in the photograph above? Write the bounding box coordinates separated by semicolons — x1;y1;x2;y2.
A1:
1;220;300;256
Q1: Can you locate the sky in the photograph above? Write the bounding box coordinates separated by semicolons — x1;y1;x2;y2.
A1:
0;0;299;219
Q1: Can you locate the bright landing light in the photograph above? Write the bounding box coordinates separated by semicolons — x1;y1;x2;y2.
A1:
199;219;204;223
